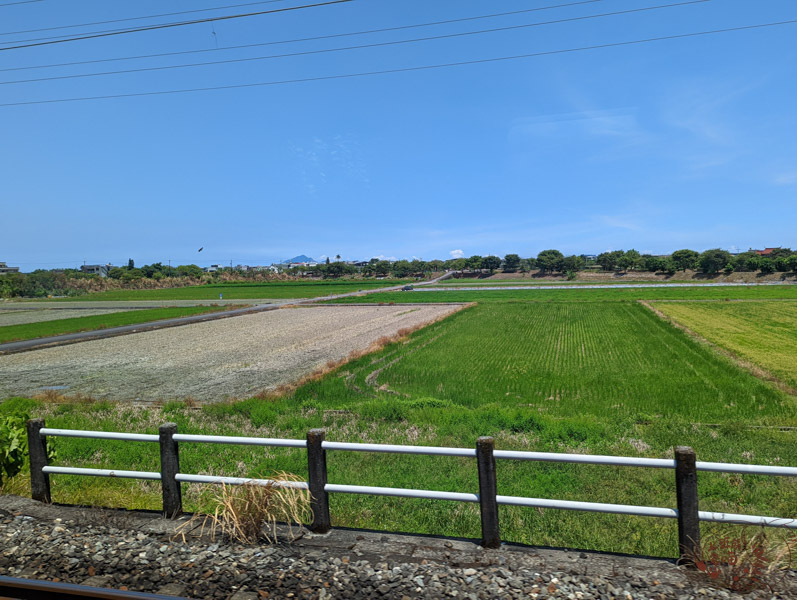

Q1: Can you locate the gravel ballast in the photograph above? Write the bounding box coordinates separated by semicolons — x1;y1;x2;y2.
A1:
0;496;792;600
0;305;461;402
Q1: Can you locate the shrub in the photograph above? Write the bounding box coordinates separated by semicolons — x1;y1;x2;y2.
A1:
0;415;26;487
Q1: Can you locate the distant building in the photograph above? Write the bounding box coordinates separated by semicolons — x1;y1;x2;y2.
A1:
580;254;598;262
0;261;20;275
753;248;778;256
203;264;224;273
80;264;114;277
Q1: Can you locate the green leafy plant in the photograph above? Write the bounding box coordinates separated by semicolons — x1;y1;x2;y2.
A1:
0;415;26;486
0;414;56;489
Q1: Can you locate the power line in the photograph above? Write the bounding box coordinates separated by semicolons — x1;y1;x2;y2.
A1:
0;0;605;74
2;18;794;108
0;0;711;87
0;0;353;51
0;0;43;6
0;0;287;37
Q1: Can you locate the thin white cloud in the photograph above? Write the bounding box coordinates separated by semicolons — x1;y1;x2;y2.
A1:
449;249;464;259
774;171;797;186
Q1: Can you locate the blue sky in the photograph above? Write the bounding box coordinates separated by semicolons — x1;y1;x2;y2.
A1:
1;0;795;270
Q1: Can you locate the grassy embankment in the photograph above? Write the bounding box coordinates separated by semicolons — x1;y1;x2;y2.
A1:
3;286;795;557
0;306;236;344
50;280;411;301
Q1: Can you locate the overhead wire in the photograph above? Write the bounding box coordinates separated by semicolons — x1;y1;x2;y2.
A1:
0;0;606;74
0;0;353;51
0;0;712;86
0;0;288;37
2;18;794;108
0;0;43;6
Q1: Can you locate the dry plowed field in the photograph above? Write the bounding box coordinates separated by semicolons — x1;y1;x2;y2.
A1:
0;305;461;402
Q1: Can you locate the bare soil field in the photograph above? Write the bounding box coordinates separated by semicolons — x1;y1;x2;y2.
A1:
0;305;461;402
0;308;138;327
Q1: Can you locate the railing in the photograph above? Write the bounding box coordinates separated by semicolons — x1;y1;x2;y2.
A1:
27;419;797;559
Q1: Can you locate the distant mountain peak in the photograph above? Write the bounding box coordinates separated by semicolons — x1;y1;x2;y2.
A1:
282;254;315;264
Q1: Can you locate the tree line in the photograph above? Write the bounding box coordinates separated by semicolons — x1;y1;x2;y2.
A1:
2;248;795;298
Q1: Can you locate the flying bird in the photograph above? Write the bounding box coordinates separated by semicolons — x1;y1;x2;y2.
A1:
198;247;204;252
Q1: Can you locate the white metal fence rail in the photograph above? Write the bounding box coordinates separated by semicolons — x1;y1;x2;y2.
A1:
27;420;797;558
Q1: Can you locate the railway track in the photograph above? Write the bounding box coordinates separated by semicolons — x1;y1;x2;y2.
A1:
0;575;189;599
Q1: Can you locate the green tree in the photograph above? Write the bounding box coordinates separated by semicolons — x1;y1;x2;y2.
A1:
732;252;760;272
561;255;585;273
787;254;797;273
127;258;135;270
448;258;466;271
465;255;483;270
759;258;775;274
671;249;699;271
698;249;732;274
391;260;413;278
120;268;144;281
502;254;521;272
597;250;623;271
374;261;390;277
641;255;664;272
176;264;203;278
482;256;502;273
536;249;564;274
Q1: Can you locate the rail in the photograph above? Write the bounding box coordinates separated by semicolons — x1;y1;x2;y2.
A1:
27;419;797;559
0;575;187;599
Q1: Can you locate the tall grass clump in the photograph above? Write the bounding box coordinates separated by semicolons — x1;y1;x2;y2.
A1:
688;527;796;594
176;472;311;544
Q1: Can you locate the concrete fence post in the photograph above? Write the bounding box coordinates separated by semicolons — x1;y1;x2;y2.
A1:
477;436;501;549
27;418;51;504
675;446;700;563
307;429;331;533
159;423;182;518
